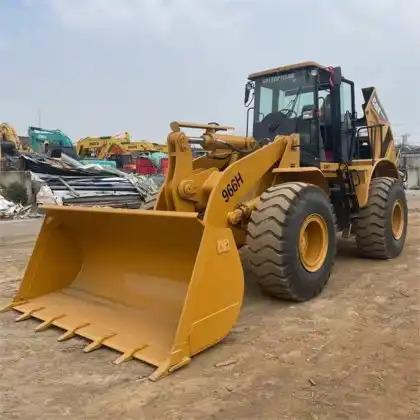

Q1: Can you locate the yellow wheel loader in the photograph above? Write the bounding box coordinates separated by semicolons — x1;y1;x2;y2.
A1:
2;62;407;380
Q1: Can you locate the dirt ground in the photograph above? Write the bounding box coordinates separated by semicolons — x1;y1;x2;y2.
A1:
1;193;419;420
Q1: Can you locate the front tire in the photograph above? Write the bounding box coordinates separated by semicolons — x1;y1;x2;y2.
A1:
247;182;336;301
355;177;407;259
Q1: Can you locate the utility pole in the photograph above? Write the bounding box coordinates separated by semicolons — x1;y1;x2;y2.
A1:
37;108;42;127
401;133;410;148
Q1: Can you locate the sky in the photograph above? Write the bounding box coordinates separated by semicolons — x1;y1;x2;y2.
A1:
1;0;419;144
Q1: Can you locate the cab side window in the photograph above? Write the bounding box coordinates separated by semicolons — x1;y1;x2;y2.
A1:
340;82;352;123
258;87;273;122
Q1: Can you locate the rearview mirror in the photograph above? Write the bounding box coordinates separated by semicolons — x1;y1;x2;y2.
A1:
244;81;254;105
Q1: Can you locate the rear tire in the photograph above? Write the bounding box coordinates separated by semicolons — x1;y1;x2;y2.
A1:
247;182;336;301
355;177;407;259
141;191;158;210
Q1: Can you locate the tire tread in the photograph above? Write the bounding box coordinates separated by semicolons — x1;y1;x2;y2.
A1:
247;182;334;301
355;177;404;259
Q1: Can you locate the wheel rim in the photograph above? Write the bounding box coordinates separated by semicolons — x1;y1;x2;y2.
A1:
391;199;404;240
298;213;328;272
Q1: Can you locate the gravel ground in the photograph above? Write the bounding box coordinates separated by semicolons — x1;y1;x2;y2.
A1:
1;191;419;419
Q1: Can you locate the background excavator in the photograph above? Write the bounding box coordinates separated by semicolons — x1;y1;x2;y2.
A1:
4;62;407;380
76;132;168;172
75;132;131;158
28;126;78;158
0;122;22;157
76;133;167;159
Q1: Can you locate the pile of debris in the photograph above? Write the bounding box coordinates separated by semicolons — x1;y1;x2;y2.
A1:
34;174;155;208
0;194;35;219
22;153;159;209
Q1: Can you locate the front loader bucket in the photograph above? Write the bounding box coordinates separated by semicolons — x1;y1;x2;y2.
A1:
5;206;244;380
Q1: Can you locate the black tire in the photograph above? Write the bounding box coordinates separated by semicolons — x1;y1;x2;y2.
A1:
355;177;407;259
247;182;336;301
141;191;158;210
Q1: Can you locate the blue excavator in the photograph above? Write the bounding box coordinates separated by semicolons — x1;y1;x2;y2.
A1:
28;126;78;158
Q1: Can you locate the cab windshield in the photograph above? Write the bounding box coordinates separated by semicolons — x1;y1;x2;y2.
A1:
254;69;316;122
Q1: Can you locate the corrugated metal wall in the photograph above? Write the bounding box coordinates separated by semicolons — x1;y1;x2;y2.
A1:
401;154;420;189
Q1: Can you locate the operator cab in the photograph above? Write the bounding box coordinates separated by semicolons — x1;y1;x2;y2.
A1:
245;62;356;166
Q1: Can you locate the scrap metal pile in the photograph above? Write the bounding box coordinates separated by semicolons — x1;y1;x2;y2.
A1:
0;194;34;219
34;174;156;207
21;153;159;208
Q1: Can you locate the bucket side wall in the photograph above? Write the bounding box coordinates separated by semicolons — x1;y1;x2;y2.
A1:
15;214;83;301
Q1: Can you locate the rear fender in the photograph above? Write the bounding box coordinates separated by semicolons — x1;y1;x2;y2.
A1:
356;159;399;207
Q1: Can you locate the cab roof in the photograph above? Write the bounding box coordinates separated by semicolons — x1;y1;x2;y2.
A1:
248;61;327;80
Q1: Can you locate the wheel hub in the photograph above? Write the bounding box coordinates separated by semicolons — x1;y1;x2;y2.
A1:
391;199;404;240
299;213;328;272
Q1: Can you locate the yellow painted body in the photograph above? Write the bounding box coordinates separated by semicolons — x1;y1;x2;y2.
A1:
5;84;400;379
7;124;289;379
10;205;242;379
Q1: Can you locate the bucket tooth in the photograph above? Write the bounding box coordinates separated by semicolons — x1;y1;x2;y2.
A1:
35;314;66;332
149;356;191;381
83;333;116;353
113;345;148;365
15;306;45;322
57;323;90;342
0;300;28;313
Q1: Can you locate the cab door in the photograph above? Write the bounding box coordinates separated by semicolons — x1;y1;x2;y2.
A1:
339;79;355;162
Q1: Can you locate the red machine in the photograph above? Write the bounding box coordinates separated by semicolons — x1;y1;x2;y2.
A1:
135;157;157;175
